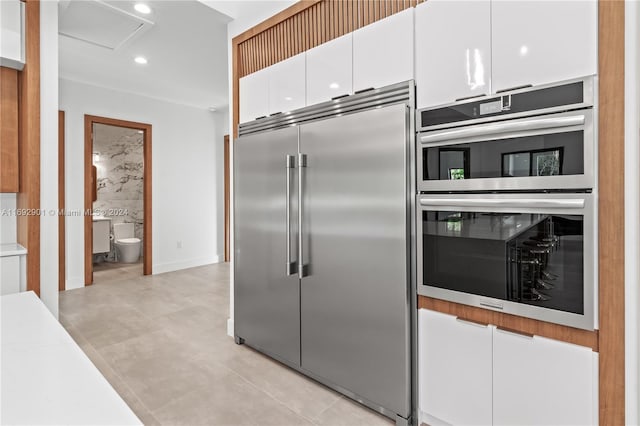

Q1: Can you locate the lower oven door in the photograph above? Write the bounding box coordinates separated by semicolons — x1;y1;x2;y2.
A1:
417;192;595;330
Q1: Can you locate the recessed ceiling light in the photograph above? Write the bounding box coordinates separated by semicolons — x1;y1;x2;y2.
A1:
208;107;217;112
329;82;340;90
134;3;151;14
134;56;148;65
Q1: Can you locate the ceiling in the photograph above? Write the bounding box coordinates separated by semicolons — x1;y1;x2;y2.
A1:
58;0;231;110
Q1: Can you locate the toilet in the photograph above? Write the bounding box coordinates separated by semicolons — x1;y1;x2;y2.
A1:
113;222;142;263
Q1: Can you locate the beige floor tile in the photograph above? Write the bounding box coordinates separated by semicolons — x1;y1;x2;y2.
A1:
98;329;225;412
73;309;164;349
152;365;314;426
59;262;391;426
313;397;393;426
221;347;341;421
79;341;161;426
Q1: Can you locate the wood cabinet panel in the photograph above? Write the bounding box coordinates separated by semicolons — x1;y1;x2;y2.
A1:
419;296;599;351
0;66;19;192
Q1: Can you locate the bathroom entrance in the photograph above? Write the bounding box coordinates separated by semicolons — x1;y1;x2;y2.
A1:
84;115;152;285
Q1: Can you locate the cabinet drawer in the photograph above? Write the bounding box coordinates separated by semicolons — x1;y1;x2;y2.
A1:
419;309;493;425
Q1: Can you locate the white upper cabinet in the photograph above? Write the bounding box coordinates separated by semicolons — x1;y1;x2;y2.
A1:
0;0;25;70
415;0;491;108
493;329;596;426
491;0;597;93
268;53;306;115
239;67;269;124
353;8;414;92
419;309;493;426
306;33;353;106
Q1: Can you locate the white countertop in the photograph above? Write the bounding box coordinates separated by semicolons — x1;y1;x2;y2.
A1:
0;292;142;425
0;243;27;257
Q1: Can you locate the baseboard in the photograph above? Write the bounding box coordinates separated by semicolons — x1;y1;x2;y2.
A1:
153;255;221;275
227;318;234;338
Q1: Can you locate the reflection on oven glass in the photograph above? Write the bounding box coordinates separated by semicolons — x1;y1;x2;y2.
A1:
533;149;561;176
446;213;462;232
448;168;465;180
422;211;584;315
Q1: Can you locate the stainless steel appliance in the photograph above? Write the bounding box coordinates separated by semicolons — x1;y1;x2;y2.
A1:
417;76;595;192
234;82;415;424
416;77;597;330
416;192;595;330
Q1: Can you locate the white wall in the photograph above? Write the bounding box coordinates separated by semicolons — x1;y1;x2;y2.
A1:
0;194;17;244
625;0;640;422
60;78;226;289
40;1;59;317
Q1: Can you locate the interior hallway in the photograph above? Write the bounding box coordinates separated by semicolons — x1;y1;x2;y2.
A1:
59;263;392;426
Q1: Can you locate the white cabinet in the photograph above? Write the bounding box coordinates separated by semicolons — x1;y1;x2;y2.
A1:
353;8;414;92
415;0;491;108
268;53;306;115
0;244;26;295
419;308;598;426
491;0;597;93
92;218;111;254
414;0;597;106
306;33;353;105
0;0;24;70
419;309;493;426
493;329;596;426
239;68;269;123
1;255;20;295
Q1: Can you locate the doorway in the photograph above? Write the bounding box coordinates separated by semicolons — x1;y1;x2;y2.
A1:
84;115;152;285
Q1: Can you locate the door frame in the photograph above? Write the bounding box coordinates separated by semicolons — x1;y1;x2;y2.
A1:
224;134;230;262
84;115;152;285
59;111;65;291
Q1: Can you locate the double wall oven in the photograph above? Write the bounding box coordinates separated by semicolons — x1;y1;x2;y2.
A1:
416;77;597;330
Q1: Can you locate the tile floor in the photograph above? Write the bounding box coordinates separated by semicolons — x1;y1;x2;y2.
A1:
59;262;393;426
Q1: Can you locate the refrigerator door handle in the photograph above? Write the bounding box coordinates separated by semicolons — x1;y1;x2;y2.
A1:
298;153;308;278
285;155;297;275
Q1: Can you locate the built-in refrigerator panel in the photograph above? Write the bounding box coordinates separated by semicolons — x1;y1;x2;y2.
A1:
298;104;411;417
234;126;301;366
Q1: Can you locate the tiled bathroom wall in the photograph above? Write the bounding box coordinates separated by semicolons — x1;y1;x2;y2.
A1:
93;123;144;261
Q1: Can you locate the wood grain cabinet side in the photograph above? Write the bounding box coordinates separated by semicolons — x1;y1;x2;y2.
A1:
0;66;19;193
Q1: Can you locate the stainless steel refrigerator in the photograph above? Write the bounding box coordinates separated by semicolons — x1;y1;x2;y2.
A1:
234;82;415;425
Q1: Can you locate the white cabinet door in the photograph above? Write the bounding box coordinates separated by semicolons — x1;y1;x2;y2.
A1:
415;0;491;108
419;309;493;426
1;256;20;295
268;53;306;115
493;329;596;426
306;33;353;106
353;8;414;92
491;0;597;93
239;68;269;123
0;0;24;69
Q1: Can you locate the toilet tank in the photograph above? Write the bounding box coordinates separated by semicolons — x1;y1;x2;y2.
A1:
113;222;134;240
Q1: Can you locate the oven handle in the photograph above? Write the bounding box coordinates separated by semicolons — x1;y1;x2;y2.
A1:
419;198;586;209
419;114;585;144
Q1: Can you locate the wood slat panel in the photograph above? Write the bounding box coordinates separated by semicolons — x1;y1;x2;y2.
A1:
598;0;625;424
235;0;423;80
419;296;599;352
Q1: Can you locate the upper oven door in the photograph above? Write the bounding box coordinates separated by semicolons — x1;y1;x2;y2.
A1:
417;109;594;192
